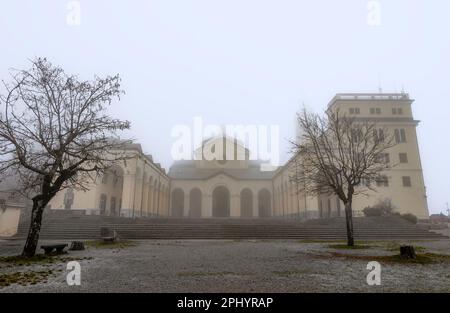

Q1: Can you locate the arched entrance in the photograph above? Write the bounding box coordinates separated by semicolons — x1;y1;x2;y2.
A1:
171;188;184;217
240;188;253;217
258;189;271;217
212;186;230;217
189;188;202;218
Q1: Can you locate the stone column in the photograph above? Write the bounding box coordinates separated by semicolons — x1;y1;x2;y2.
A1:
134;178;143;218
230;193;239;217
141;181;149;217
184;193;189;217
203;193;212;218
252;193;258;218
147;185;153;216
121;174;136;218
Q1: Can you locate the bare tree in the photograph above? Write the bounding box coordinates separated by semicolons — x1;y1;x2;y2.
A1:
0;58;130;257
290;108;396;246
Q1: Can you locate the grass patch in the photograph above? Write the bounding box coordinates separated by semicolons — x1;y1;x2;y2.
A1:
85;240;137;249
0;254;93;269
328;244;372;250
0;270;53;288
327;251;450;265
384;243;426;253
177;271;246;277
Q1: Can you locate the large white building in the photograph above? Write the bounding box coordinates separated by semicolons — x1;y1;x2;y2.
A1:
47;93;430;220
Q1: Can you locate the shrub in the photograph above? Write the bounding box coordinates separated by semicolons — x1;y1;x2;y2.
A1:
401;213;418;224
363;206;383;217
363;198;396;217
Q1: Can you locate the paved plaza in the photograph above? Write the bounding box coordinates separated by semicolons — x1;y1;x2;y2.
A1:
0;239;449;293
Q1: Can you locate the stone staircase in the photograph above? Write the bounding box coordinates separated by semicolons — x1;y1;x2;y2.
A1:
14;213;449;240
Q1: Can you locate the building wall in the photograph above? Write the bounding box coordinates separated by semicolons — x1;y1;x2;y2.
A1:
48;145;170;218
47;93;429;220
170;175;273;218
0;205;22;237
271;93;429;220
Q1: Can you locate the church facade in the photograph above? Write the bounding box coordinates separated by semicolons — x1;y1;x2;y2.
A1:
48;93;430;219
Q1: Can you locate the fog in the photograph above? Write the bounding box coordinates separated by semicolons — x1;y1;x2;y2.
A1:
0;1;449;214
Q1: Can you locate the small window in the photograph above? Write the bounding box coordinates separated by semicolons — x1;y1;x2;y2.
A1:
110;197;116;215
402;176;412;187
378;129;385;142
376;176;389;187
350;107;360;115
397;108;403;115
99;194;107;214
375;153;389;164
395;129;407;143
376;108;381;114
395;129;400;143
101;173;108;184
370;108;375;114
400;129;407;142
392;108;397;114
399;153;408;163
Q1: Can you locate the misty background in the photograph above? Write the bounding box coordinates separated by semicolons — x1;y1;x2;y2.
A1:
0;1;449;214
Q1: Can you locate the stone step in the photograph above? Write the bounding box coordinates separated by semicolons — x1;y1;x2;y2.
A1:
14;215;448;240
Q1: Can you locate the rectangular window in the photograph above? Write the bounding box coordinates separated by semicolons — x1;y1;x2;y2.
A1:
349;108;355;114
376;108;381;114
99;194;107;214
378;129;385;142
370;108;375;114
110;197;116;215
395;129;406;143
400;129;406;142
375;153;389;164
392;108;397;114
402;176;412;187
397;108;403;115
355;107;360;114
376;176;389;187
395;129;400;143
352;129;362;143
399;153;408;163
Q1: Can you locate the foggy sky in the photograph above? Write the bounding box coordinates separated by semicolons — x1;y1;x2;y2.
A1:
0;1;449;214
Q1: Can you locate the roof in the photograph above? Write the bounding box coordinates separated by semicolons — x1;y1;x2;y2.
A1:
168;160;276;180
327;93;413;109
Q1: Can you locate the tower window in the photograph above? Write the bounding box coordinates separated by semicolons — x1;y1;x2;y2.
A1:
395;129;407;143
376;176;389;187
399;153;408;163
402;176;412;187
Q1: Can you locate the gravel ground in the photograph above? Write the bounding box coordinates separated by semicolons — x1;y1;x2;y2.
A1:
0;239;449;293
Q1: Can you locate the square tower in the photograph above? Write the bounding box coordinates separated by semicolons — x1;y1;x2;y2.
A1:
327;93;429;219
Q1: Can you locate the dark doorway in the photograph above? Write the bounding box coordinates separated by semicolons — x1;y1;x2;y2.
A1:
171;188;184;217
240;188;253;217
189;188;202;218
258;189;271;217
212;186;230;217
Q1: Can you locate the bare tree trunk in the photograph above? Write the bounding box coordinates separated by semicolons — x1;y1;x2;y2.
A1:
344;201;354;246
21;199;46;257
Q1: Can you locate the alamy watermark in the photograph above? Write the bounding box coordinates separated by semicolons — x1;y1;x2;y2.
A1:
170;117;280;171
66;261;81;286
366;261;381;286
